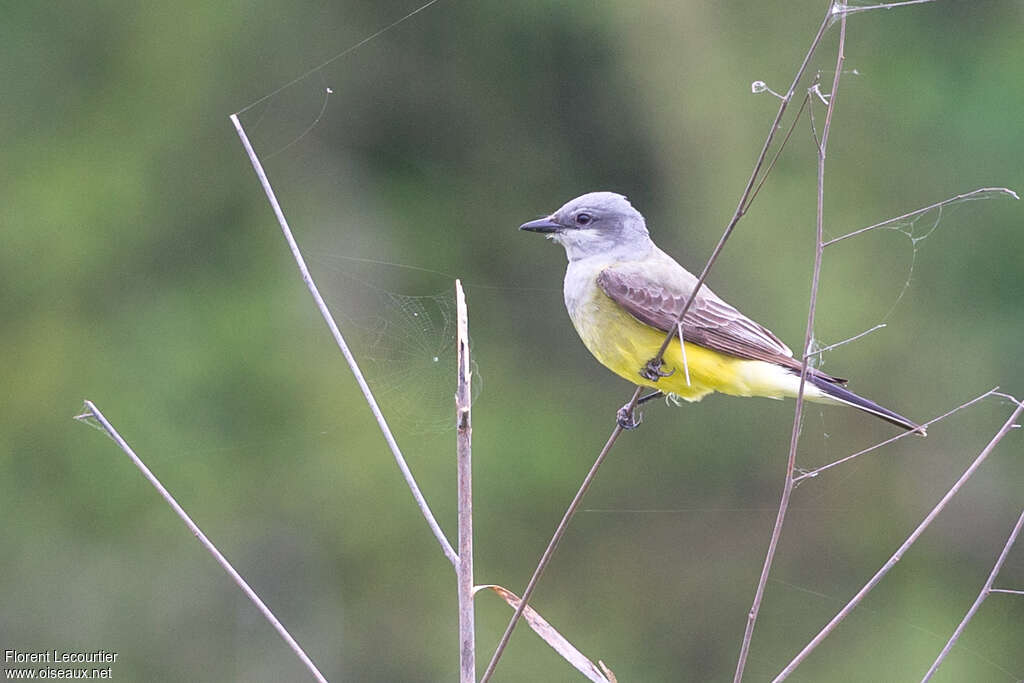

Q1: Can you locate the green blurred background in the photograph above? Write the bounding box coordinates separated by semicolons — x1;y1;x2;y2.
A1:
3;1;1023;680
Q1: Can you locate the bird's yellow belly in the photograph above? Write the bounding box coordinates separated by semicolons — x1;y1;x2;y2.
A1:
570;290;796;401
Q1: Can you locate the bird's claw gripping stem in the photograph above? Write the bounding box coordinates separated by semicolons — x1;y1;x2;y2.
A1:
640;358;674;382
616;403;642;430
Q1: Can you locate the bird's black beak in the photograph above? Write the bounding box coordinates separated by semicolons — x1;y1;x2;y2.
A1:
519;216;561;233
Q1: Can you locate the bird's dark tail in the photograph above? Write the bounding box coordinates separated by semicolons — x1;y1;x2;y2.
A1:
807;374;925;435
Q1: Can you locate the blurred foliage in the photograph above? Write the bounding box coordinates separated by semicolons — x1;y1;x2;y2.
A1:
2;1;1023;681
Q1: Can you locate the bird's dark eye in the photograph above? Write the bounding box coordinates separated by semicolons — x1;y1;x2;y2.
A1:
576;213;592;226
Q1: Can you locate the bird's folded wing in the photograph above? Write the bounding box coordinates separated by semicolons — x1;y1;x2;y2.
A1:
597;266;843;382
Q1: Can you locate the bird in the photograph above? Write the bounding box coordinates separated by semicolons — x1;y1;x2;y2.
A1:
520;191;924;433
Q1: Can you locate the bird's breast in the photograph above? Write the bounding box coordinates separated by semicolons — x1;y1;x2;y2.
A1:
562;261;658;383
562;260;603;322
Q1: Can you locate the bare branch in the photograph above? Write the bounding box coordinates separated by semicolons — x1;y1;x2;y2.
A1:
479;399;638;683
648;7;836;371
75;402;328;683
456;280;475;683
734;12;848;683
230;113;457;567
774;400;1024;681
676;323;691;386
822;187;1019;247
835;0;938;15
992;391;1021;404
806;324;886;358
793;388;999;483
921;509;1024;682
746;94;812;210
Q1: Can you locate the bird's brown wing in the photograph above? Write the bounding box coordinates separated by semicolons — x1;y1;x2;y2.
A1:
596;267;844;382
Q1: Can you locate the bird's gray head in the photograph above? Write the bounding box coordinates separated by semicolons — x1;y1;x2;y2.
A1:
520;191;653;262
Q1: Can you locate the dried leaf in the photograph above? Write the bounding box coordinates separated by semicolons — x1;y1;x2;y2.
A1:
477;584;614;683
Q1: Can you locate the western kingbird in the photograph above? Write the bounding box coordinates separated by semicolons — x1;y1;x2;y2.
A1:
520;191;922;433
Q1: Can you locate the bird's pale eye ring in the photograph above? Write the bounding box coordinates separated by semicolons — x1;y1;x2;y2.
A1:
575;213;592;226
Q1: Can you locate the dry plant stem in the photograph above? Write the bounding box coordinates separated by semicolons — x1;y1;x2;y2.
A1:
478;392;640;683
774;399;1024;682
806;323;886;357
650;5;834;366
76;401;328;683
229;114;458;567
921;508;1024;682
733;13;847;683
746;94;812;212
837;0;938;14
794;388;997;482
455;280;475;683
823;187;1019;247
481;7;836;682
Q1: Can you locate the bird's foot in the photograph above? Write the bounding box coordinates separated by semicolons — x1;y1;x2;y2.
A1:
616;403;643;430
640;358;674;382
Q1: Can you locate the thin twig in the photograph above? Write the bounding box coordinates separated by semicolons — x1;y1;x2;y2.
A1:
734;12;848;683
987;588;1024;596
74;401;328;683
806;323;886;357
455;280;475;683
836;0;938;15
793;388;999;483
822;187;1018;247
482;6;840;681
676;323;691;386
649;7;836;371
746;93;812;210
230;113;457;567
478;393;639;683
921;509;1024;682
774;400;1024;681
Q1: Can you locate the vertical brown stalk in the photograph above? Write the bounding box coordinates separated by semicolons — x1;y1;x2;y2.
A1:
456;280;475;683
734;9;848;682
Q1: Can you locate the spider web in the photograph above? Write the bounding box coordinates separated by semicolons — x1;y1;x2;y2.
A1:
309;253;483;435
359;290;468;434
